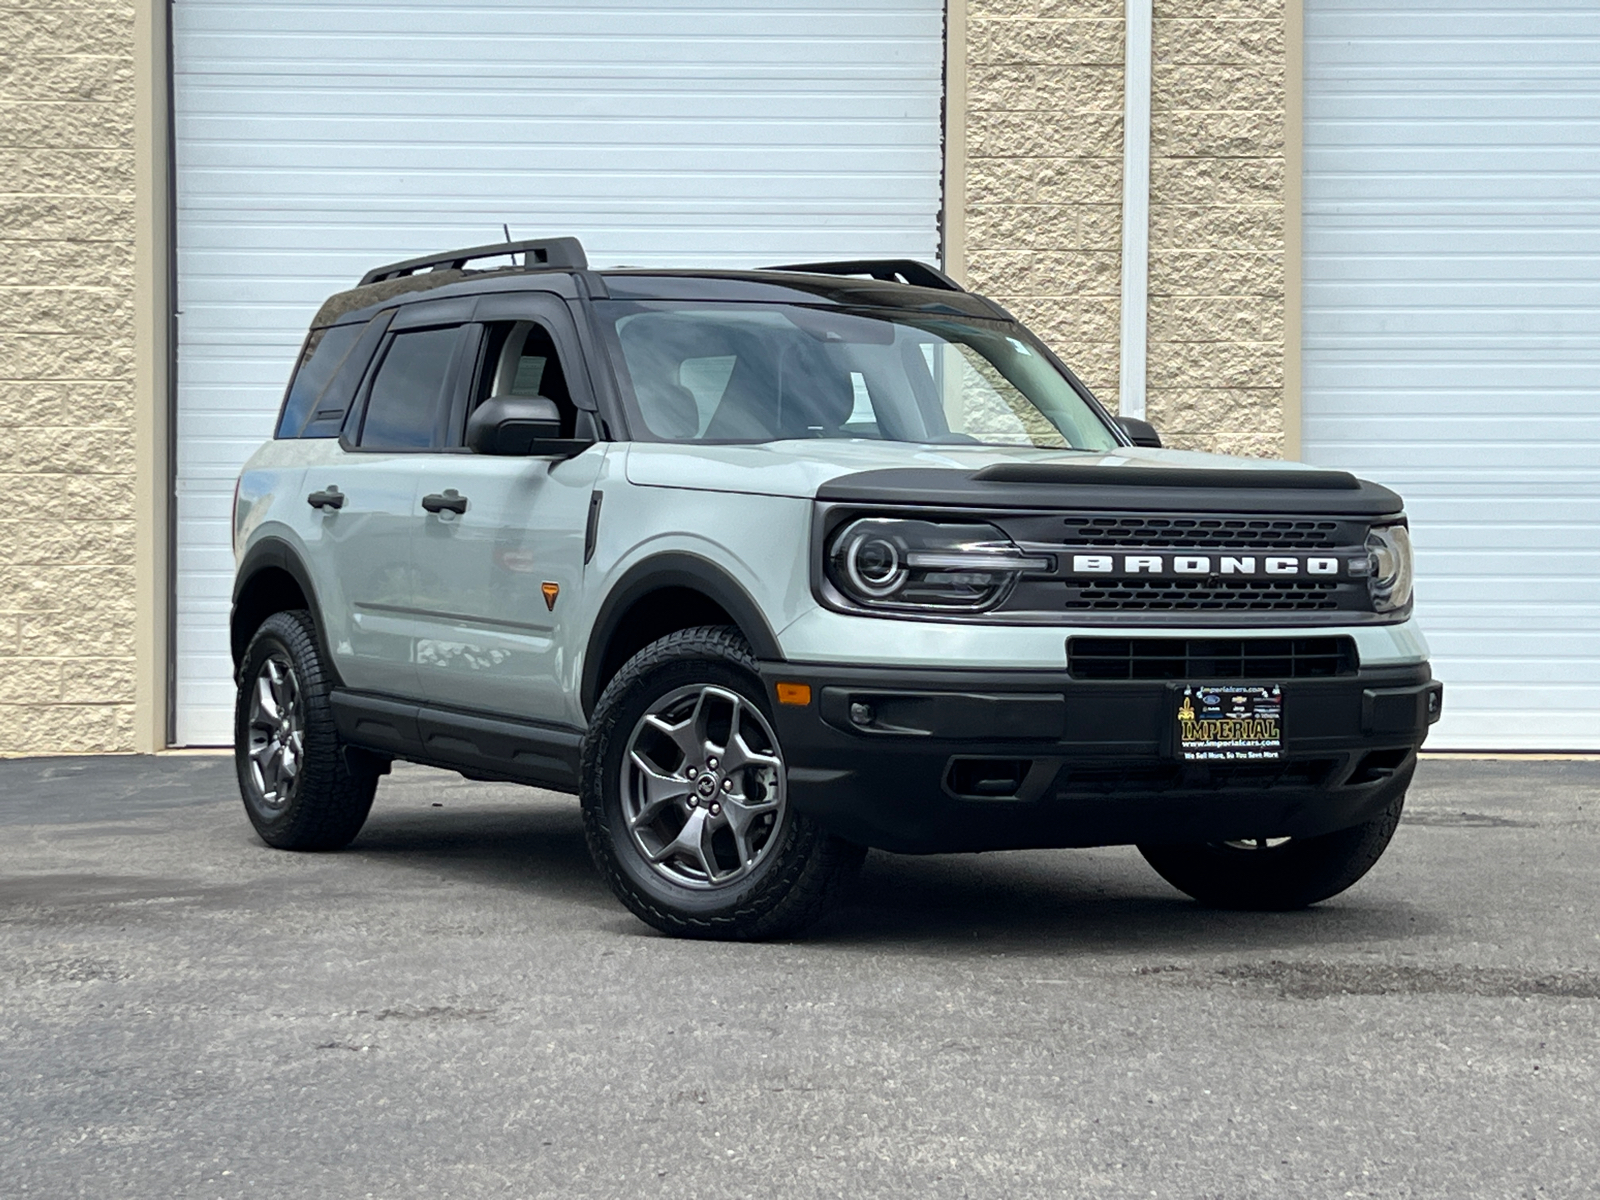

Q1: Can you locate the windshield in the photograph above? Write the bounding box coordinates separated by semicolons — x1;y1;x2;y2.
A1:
596;301;1121;451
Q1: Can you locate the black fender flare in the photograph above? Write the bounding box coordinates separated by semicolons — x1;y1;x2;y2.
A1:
581;552;784;714
231;536;342;684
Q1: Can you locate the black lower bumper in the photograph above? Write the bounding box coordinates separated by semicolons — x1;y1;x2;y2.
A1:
758;661;1441;854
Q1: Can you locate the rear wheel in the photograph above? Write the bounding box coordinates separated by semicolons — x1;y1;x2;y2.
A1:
1137;790;1406;910
580;626;863;940
234;609;377;851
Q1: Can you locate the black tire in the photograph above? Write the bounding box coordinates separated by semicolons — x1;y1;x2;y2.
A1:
1138;790;1405;910
234;609;377;851
580;626;864;940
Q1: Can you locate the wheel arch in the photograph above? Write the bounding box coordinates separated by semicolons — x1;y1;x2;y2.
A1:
231;537;341;685
582;553;784;716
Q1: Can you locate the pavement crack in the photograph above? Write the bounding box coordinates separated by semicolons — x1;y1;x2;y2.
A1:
1142;960;1600;1000
1402;809;1536;828
373;1003;497;1022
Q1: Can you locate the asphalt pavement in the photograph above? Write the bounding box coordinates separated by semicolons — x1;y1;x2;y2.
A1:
2;752;1597;1199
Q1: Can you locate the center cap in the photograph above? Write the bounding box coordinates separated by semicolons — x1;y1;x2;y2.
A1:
695;773;719;798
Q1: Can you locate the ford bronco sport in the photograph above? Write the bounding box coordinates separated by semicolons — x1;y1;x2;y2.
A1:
231;236;1442;939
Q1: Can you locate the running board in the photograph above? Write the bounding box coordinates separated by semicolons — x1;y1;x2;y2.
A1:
330;690;583;792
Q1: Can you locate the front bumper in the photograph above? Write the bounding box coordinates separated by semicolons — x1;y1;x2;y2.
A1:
758;661;1441;854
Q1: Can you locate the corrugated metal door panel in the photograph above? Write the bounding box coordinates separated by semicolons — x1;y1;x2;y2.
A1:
172;0;944;745
1302;0;1600;750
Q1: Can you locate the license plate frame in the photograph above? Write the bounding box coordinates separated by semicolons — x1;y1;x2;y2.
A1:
1175;684;1284;762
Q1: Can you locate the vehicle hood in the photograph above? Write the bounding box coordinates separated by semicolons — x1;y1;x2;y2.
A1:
622;440;1338;500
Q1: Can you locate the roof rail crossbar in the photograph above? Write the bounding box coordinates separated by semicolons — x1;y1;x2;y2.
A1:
359;237;588;286
763;259;965;293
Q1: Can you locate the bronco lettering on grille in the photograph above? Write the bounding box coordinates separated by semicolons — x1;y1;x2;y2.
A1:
1069;554;1355;577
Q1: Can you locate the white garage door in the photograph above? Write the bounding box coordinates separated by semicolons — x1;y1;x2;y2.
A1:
1302;2;1600;750
171;0;945;744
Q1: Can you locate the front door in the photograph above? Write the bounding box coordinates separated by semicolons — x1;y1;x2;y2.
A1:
406;295;605;726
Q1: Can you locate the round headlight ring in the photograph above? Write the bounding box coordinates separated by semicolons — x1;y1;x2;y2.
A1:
843;529;908;598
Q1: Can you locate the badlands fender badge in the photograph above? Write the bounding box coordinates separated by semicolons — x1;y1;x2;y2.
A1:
541;582;560;611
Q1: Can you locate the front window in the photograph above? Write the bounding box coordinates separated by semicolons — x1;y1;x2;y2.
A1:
597;302;1121;450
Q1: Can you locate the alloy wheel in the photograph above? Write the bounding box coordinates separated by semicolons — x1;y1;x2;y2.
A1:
619;684;786;889
246;652;305;809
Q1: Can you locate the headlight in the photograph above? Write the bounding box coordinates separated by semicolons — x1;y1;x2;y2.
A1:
1366;522;1414;612
826;517;1051;612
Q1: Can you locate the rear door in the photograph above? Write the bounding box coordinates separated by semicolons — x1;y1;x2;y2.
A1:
405;293;605;726
309;302;474;698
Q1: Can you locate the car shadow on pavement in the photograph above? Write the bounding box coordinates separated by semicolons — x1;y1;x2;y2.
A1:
824;848;1436;954
348;801;611;902
344;795;1435;953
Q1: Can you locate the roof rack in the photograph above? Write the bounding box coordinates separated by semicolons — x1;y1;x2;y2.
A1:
762;258;965;293
359;236;588;286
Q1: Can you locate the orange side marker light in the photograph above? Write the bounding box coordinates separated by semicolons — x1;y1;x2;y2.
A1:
775;682;812;706
540;582;560;611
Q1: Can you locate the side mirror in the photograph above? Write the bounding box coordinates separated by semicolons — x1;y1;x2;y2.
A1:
1116;416;1162;448
466;395;593;458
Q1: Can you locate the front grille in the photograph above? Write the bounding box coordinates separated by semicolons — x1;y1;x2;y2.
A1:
1055;758;1337;796
1065;516;1343;550
1068;636;1358;680
1062;577;1341;612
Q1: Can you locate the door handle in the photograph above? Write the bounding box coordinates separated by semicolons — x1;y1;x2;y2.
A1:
421;489;468;515
307;485;345;510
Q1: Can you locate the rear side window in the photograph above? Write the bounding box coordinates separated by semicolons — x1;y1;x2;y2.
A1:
357;326;461;450
275;323;363;438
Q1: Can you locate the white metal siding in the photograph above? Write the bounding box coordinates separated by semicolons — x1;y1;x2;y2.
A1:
172;0;944;744
1303;2;1600;749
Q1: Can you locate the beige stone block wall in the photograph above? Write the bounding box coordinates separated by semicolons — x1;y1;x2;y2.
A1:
0;2;139;754
1147;0;1286;456
965;0;1127;403
962;0;1288;456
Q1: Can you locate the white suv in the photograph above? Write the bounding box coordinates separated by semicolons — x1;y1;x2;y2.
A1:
231;237;1441;939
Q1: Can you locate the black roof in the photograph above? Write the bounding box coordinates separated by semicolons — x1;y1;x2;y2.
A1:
312;239;1007;327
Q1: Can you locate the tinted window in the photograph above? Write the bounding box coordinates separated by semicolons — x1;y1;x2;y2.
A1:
359;327;461;450
276;323;362;438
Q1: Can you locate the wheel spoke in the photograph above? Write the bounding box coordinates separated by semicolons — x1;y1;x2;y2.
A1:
628;752;690;828
265;659;290;710
261;740;284;788
711;802;757;870
721;729;780;776
255;674;280;723
693;807;725;882
642;713;704;766
702;691;737;759
720;793;772;853
649;807;717;879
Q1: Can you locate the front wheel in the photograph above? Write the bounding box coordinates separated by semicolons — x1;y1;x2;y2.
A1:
1137;790;1406;910
580;626;864;940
